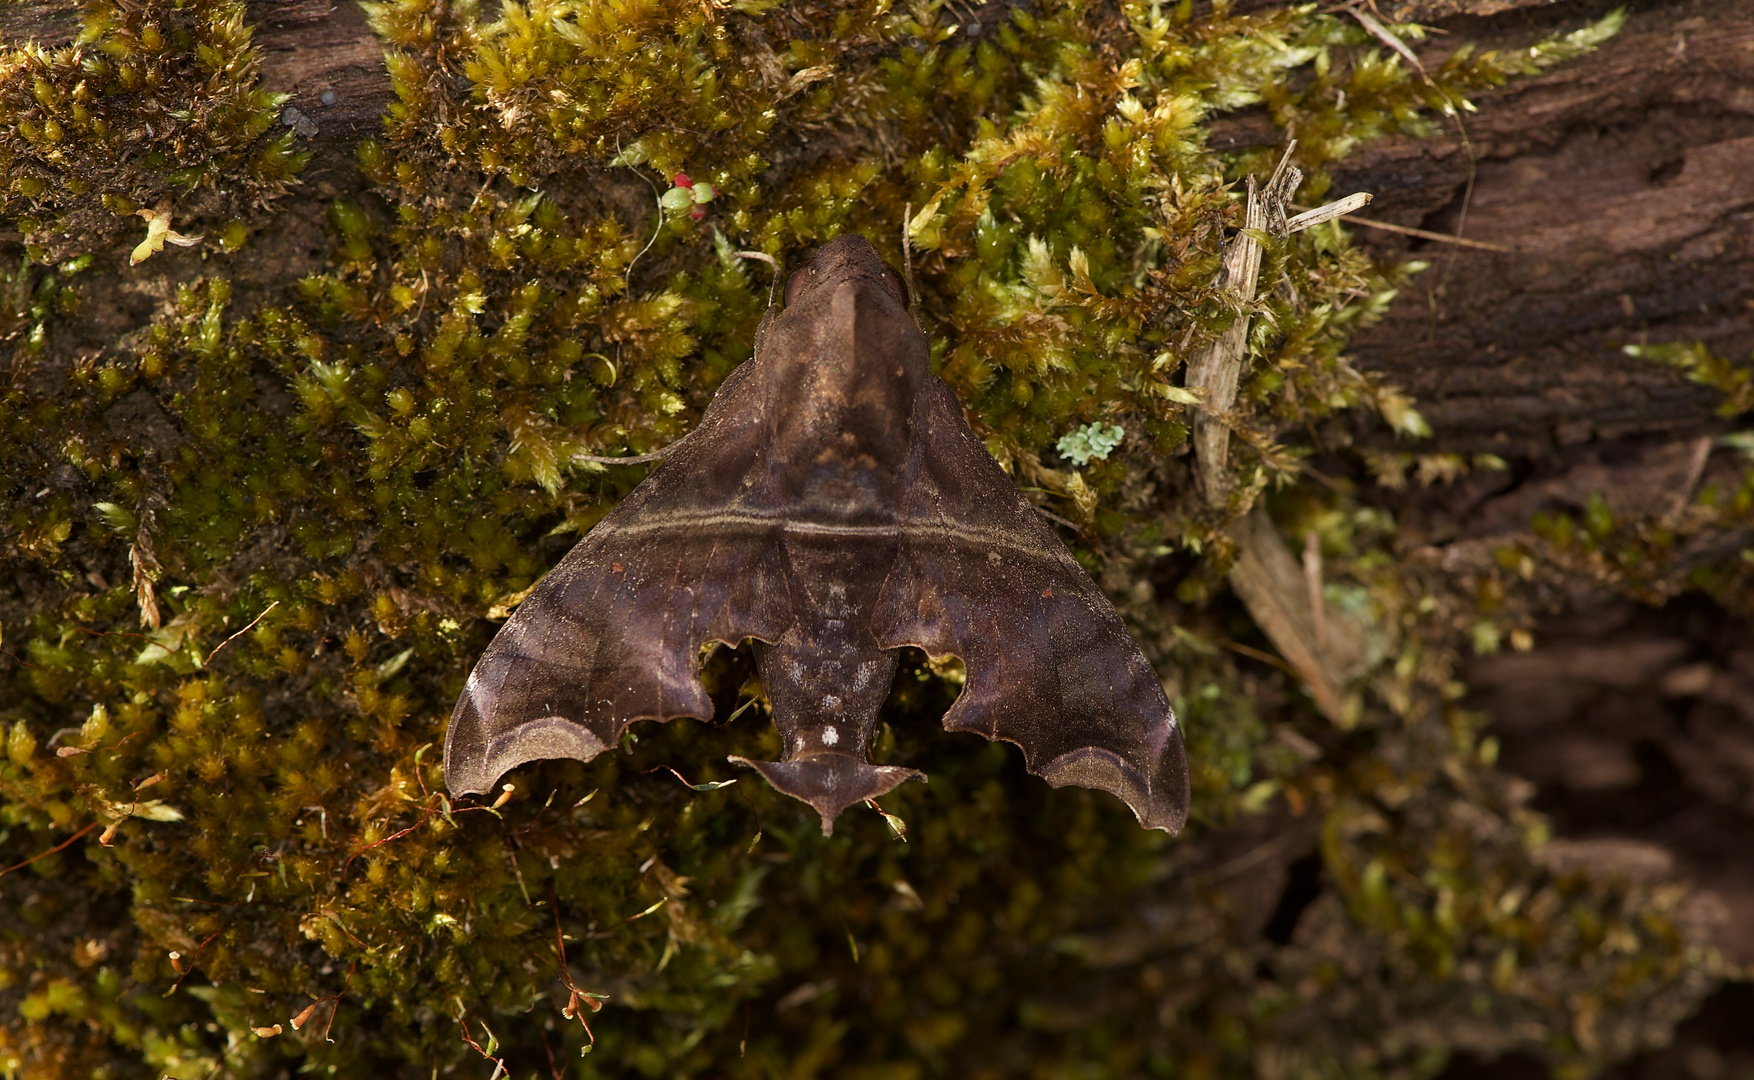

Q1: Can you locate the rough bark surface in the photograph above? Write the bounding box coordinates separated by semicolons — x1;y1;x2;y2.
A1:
1310;3;1754;1072
1334;0;1754;455
1196;9;1754;1027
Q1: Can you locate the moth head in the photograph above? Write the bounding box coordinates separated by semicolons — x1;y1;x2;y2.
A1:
783;234;909;310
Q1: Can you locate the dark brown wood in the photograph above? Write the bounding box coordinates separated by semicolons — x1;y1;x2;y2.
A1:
1328;0;1754;456
444;237;1189;836
1290;0;1754;984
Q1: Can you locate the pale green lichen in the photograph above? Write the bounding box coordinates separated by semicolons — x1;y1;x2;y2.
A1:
1057;421;1126;466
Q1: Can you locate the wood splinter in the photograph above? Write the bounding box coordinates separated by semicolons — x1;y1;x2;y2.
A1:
1184;144;1375;725
1185;141;1372;509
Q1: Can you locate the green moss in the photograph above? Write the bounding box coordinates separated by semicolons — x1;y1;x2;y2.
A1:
1626;340;1754;418
0;0;305;260
1496;343;1754;614
2;2;1722;1079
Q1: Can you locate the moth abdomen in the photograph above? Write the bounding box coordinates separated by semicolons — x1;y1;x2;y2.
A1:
728;754;925;837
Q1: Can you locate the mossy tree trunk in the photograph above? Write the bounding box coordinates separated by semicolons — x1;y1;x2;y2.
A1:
1254;4;1754;1069
2;0;1750;1077
1348;0;1754;967
1351;4;1754;1071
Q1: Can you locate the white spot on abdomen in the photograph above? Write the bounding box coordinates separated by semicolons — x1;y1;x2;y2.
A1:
823;695;842;710
822;725;839;747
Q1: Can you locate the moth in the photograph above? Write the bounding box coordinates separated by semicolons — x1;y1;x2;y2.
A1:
445;235;1188;835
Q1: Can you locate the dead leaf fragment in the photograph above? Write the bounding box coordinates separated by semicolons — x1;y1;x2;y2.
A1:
783;64;835;98
131;201;204;266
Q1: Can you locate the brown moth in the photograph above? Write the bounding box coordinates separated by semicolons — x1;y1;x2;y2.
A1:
445;235;1187;835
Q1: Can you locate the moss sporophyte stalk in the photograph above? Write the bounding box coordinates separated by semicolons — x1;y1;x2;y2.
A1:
1;1;1736;1078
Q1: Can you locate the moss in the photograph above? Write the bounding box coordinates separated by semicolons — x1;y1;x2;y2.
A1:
1499;343;1754;615
1418;343;1754;653
1626;341;1754;419
0;2;1724;1079
0;0;305;261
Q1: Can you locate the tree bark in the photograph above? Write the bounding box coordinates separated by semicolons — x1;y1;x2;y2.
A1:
1296;6;1754;1072
1336;0;1754;457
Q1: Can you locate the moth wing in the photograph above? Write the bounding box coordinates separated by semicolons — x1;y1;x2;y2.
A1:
872;379;1188;832
445;363;793;796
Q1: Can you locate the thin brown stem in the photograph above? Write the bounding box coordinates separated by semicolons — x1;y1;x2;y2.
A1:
0;821;99;878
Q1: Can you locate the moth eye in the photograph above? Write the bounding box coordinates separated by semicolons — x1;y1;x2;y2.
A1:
881;265;909;306
784;263;815;305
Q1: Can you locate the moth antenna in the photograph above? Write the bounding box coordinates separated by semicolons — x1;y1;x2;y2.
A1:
572;447;673;465
733;251;781;311
734;250;783;358
902;203;922;327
